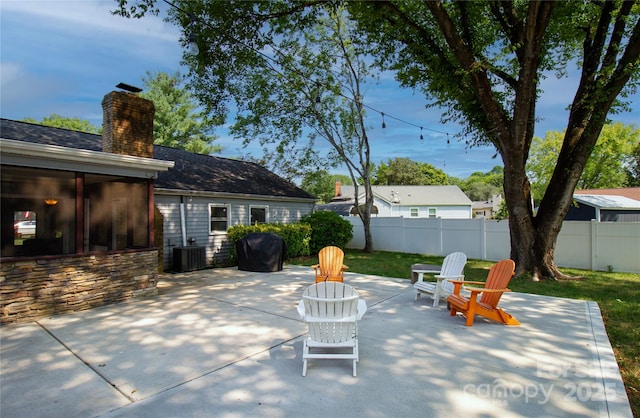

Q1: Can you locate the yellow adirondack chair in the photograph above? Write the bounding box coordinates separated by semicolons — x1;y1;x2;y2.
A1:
311;246;349;283
447;259;519;326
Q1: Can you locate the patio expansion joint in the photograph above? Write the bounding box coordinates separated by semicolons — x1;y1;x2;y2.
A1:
35;320;137;404
104;333;306;414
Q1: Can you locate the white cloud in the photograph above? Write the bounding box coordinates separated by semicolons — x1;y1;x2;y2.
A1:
1;0;179;42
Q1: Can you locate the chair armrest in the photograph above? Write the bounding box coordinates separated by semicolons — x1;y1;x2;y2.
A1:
297;300;306;320
435;274;464;281
357;299;367;320
342;264;349;270
311;264;319;269
453;280;484;285
462;287;512;294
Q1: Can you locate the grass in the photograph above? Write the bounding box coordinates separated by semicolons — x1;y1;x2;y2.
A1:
288;249;640;416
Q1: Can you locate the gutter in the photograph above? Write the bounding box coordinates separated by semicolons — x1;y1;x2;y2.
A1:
0;138;174;177
154;188;317;204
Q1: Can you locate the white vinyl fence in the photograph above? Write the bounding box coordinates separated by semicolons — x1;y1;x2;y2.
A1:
346;217;640;273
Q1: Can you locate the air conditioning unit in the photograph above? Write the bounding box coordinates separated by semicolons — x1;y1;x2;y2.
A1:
173;246;206;272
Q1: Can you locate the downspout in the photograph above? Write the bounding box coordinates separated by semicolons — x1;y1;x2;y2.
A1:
180;196;187;247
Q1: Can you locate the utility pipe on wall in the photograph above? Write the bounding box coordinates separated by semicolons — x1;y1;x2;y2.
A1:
179;199;187;247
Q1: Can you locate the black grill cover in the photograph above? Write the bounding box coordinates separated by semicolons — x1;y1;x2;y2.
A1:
236;233;285;272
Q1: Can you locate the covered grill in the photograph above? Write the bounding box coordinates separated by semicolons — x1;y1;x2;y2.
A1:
235;233;285;272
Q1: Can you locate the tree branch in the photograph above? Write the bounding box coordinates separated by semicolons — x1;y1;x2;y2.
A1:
425;0;511;150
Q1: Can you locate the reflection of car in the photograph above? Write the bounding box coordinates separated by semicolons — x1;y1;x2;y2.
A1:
14;221;36;238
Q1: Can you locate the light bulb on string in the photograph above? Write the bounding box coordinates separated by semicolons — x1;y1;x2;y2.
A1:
446;133;450;144
188;31;199;55
381;112;386;129
420;127;424;141
315;81;321;104
187;16;199;55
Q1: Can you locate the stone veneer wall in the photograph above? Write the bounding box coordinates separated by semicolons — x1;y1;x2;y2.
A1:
0;250;158;325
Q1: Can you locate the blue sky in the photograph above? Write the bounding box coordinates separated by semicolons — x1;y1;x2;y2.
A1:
2;1;638;180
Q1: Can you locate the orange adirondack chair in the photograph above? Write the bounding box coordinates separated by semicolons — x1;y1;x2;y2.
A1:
447;259;519;326
312;246;349;283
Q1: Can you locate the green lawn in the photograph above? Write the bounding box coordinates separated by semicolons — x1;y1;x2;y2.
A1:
288;249;639;416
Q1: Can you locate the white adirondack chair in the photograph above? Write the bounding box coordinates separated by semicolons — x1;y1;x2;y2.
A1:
414;252;467;306
297;282;367;377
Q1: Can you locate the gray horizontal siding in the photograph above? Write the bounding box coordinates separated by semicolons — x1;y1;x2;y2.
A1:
155;194;314;270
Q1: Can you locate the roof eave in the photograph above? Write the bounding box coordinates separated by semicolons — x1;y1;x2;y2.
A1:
0;138;174;178
154;188;317;203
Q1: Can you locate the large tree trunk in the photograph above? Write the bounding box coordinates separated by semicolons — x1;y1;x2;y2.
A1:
361;179;374;252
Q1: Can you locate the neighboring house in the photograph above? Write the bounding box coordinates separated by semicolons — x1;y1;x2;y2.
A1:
319;183;472;219
566;190;640;222
0;89;315;323
472;194;503;219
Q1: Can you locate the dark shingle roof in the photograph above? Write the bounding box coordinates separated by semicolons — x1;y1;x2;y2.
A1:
1;118;315;200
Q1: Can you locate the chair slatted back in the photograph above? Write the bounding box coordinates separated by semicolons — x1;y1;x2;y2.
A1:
303;282;358;344
439;252;467;294
479;259;516;308
317;246;345;279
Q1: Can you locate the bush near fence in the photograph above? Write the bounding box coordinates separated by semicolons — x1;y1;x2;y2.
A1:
301;211;354;254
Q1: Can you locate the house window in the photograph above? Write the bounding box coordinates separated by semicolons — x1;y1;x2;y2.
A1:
428;208;437;218
209;204;229;233
410;208;419;217
250;206;268;225
1;166;75;257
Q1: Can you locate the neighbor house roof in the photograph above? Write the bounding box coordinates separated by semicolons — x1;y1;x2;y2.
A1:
338;185;472;206
574;187;640;201
573;194;640;210
0;119;315;201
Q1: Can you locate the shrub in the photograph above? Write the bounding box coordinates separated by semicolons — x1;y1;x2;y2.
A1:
227;223;311;264
301;211;353;254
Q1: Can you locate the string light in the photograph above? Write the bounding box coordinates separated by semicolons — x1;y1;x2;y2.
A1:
187;15;199;55
315;81;321;104
163;0;458;142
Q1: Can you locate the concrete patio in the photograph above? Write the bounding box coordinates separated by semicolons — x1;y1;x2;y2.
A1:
0;265;632;417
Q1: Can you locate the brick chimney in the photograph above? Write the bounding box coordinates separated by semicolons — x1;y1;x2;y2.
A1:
102;91;155;158
335;181;342;197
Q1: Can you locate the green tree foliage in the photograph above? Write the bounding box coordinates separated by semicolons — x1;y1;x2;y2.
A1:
116;1;640;280
372;157;449;185
140;71;222;154
626;142;640;187
301;171;353;204
301;211;353;254
528;123;640;202
21;114;101;134
456;166;504;201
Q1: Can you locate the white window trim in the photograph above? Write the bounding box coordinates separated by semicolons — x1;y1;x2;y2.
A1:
249;205;269;225
410;207;419;217
209;203;231;234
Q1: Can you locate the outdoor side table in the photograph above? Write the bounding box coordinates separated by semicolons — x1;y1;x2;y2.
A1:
410;263;441;283
411;263;444;307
